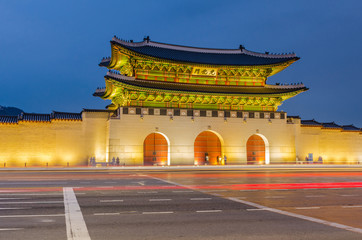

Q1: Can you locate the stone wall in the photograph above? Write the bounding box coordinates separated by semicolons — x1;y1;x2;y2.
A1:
0;111;110;167
0;108;360;167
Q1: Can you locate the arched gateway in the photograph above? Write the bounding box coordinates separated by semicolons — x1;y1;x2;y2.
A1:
246;134;266;164
194;131;222;165
143;133;168;166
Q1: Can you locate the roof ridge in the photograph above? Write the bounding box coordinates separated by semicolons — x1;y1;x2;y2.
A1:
111;36;297;59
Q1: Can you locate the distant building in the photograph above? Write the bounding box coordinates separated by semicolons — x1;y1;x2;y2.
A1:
0;37;361;166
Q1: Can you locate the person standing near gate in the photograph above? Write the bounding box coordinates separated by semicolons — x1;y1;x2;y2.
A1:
205;153;209;165
224;155;227;165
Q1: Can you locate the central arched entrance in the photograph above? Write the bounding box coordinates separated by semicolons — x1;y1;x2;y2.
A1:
144;133;168;166
194;131;222;165
247;134;266;164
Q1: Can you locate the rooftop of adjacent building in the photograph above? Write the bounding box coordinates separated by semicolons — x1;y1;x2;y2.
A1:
100;36;299;66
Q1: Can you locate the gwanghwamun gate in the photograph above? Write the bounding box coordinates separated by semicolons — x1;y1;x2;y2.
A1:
1;36;361;167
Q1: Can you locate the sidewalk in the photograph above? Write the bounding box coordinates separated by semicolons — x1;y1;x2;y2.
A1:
1;164;362;171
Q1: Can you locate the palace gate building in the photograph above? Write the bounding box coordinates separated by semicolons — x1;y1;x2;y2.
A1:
0;37;361;167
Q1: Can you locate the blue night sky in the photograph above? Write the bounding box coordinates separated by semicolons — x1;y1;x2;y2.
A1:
1;0;362;127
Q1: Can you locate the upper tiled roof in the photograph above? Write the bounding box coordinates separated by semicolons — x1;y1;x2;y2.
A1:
104;72;308;95
110;36;299;66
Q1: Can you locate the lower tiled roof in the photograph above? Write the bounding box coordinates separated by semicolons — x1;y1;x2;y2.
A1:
106;75;308;95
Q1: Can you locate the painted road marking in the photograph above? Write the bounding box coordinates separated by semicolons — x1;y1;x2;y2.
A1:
172;190;194;193
138;191;158;194
100;200;124;203
63;187;91;240
94;213;120;216
190;198;212;201
0;214;64;218
94;211;137;216
142;211;173;214
246;208;269;211
0;198;27;200
340;194;359;197
104;182;117;184
0;228;24;231
0;207;31;210
264;196;285;199
341;205;362;208
148;175;362;235
0;193;84;196
196;210;222;213
132;181;145;186
228;197;362;234
305;195;325;198
295;207;321;210
0;182;67;185
149;199;172;201
0;201;63;204
202;190;227;192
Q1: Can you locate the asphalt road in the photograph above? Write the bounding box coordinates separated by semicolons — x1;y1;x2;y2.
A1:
1;167;362;239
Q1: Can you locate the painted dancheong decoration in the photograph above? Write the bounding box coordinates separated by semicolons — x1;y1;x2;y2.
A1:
95;36;308;111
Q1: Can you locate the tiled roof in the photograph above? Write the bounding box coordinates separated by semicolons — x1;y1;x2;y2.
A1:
52;111;82;121
110;37;299;66
105;72;308;95
99;57;111;67
301;119;322;126
0;111;84;124
321;122;342;129
0;116;18;124
341;125;360;131
82;109;115;113
20;113;51;122
288;115;301;119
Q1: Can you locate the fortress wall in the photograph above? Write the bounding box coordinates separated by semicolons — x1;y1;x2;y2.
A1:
1;109;360;167
0;111;110;167
0;121;84;167
107;111;297;165
296;127;362;164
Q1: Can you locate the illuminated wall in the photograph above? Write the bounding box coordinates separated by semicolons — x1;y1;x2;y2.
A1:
106;108;299;165
0;108;360;167
295;123;362;164
0;111;110;167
